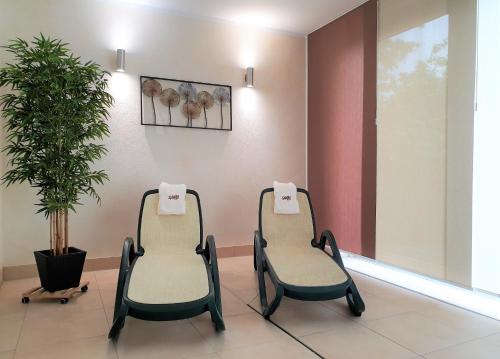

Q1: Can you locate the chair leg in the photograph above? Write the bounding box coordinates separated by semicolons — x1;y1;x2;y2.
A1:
206;245;225;332
108;302;128;339
256;249;269;315
208;297;225;332
256;254;283;319
113;266;128;323
346;281;365;317
263;285;283;319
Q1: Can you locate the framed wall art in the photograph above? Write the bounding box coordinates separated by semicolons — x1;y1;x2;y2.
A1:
140;75;232;131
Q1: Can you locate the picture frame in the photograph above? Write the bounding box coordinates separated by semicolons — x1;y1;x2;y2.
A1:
140;75;232;131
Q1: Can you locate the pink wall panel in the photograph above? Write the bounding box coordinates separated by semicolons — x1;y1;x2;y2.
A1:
308;0;377;258
361;1;377;258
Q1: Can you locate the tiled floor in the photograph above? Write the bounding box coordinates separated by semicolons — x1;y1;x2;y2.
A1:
0;256;499;358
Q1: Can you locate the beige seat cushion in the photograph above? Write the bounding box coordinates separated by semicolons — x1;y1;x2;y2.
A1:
127;253;209;304
127;192;209;304
265;245;347;287
140;193;200;254
261;191;348;287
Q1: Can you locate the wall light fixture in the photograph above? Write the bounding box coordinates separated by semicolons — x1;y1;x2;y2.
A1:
116;49;126;72
245;67;254;87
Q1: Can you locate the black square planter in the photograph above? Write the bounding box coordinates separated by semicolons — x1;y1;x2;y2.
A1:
34;247;86;292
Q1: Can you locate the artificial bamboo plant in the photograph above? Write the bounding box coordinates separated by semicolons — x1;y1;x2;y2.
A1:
0;34;113;256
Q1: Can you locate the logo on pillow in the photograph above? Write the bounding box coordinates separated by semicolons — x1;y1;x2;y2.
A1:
281;195;291;200
168;194;180;200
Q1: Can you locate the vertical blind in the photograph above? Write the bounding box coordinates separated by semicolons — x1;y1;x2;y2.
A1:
376;0;477;285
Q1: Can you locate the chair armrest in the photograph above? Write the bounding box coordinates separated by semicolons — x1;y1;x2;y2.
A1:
313;230;344;267
121;237;136;270
254;230;267;252
204;235;218;262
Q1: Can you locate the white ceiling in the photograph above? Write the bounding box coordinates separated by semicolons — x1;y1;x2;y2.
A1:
120;0;369;35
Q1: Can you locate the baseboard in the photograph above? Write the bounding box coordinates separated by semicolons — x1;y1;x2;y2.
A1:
3;256;121;281
2;244;253;281
217;244;253;258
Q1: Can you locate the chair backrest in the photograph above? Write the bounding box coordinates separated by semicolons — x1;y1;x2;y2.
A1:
259;188;316;247
137;189;203;254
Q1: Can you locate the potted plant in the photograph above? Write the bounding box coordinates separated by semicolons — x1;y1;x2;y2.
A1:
0;34;113;292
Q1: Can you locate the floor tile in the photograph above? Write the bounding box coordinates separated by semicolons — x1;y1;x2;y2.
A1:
424;332;500;359
0;278;38;293
99;286;117;309
217;337;318;359
0;351;15;359
181;354;221;359
245;274;277;314
1;257;499;359
16;308;108;354
191;313;289;352
24;283;103;318
0;278;36;316
348;281;496;333
349;272;423;301
181;353;220;359
94;269;118;290
414;301;500;339
219;288;253;317
219;270;257;292
115;318;214;358
364;311;479;354
14;335;116;359
0;313;24;352
218;256;254;274
301;321;416;359
104;306;114;328
267;298;353;337
321;290;416;322
80;271;97;283
0;291;27;318
224;287;258;304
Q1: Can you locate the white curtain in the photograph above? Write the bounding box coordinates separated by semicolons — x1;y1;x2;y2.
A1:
376;0;477;285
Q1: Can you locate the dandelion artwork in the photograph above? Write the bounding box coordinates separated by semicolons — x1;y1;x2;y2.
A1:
197;91;214;128
213;87;230;129
141;76;232;131
159;88;180;125
142;79;162;125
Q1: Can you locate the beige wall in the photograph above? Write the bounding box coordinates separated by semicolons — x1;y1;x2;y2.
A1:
0;0;306;266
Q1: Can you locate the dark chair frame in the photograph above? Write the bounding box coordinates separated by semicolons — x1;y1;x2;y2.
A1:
108;189;225;339
253;187;365;319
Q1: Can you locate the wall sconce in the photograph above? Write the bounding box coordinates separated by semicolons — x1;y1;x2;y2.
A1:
245;67;254;87
116;49;126;72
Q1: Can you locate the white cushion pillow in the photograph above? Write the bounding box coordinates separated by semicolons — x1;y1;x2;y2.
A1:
273;181;300;214
158;182;187;215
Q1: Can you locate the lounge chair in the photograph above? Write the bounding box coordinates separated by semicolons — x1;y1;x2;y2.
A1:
253;187;365;318
108;189;225;339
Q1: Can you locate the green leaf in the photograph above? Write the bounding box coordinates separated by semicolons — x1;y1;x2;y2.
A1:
0;34;112;220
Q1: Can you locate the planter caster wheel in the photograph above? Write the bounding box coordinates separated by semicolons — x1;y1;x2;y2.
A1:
60;298;69;304
21;297;29;304
81;285;88;292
